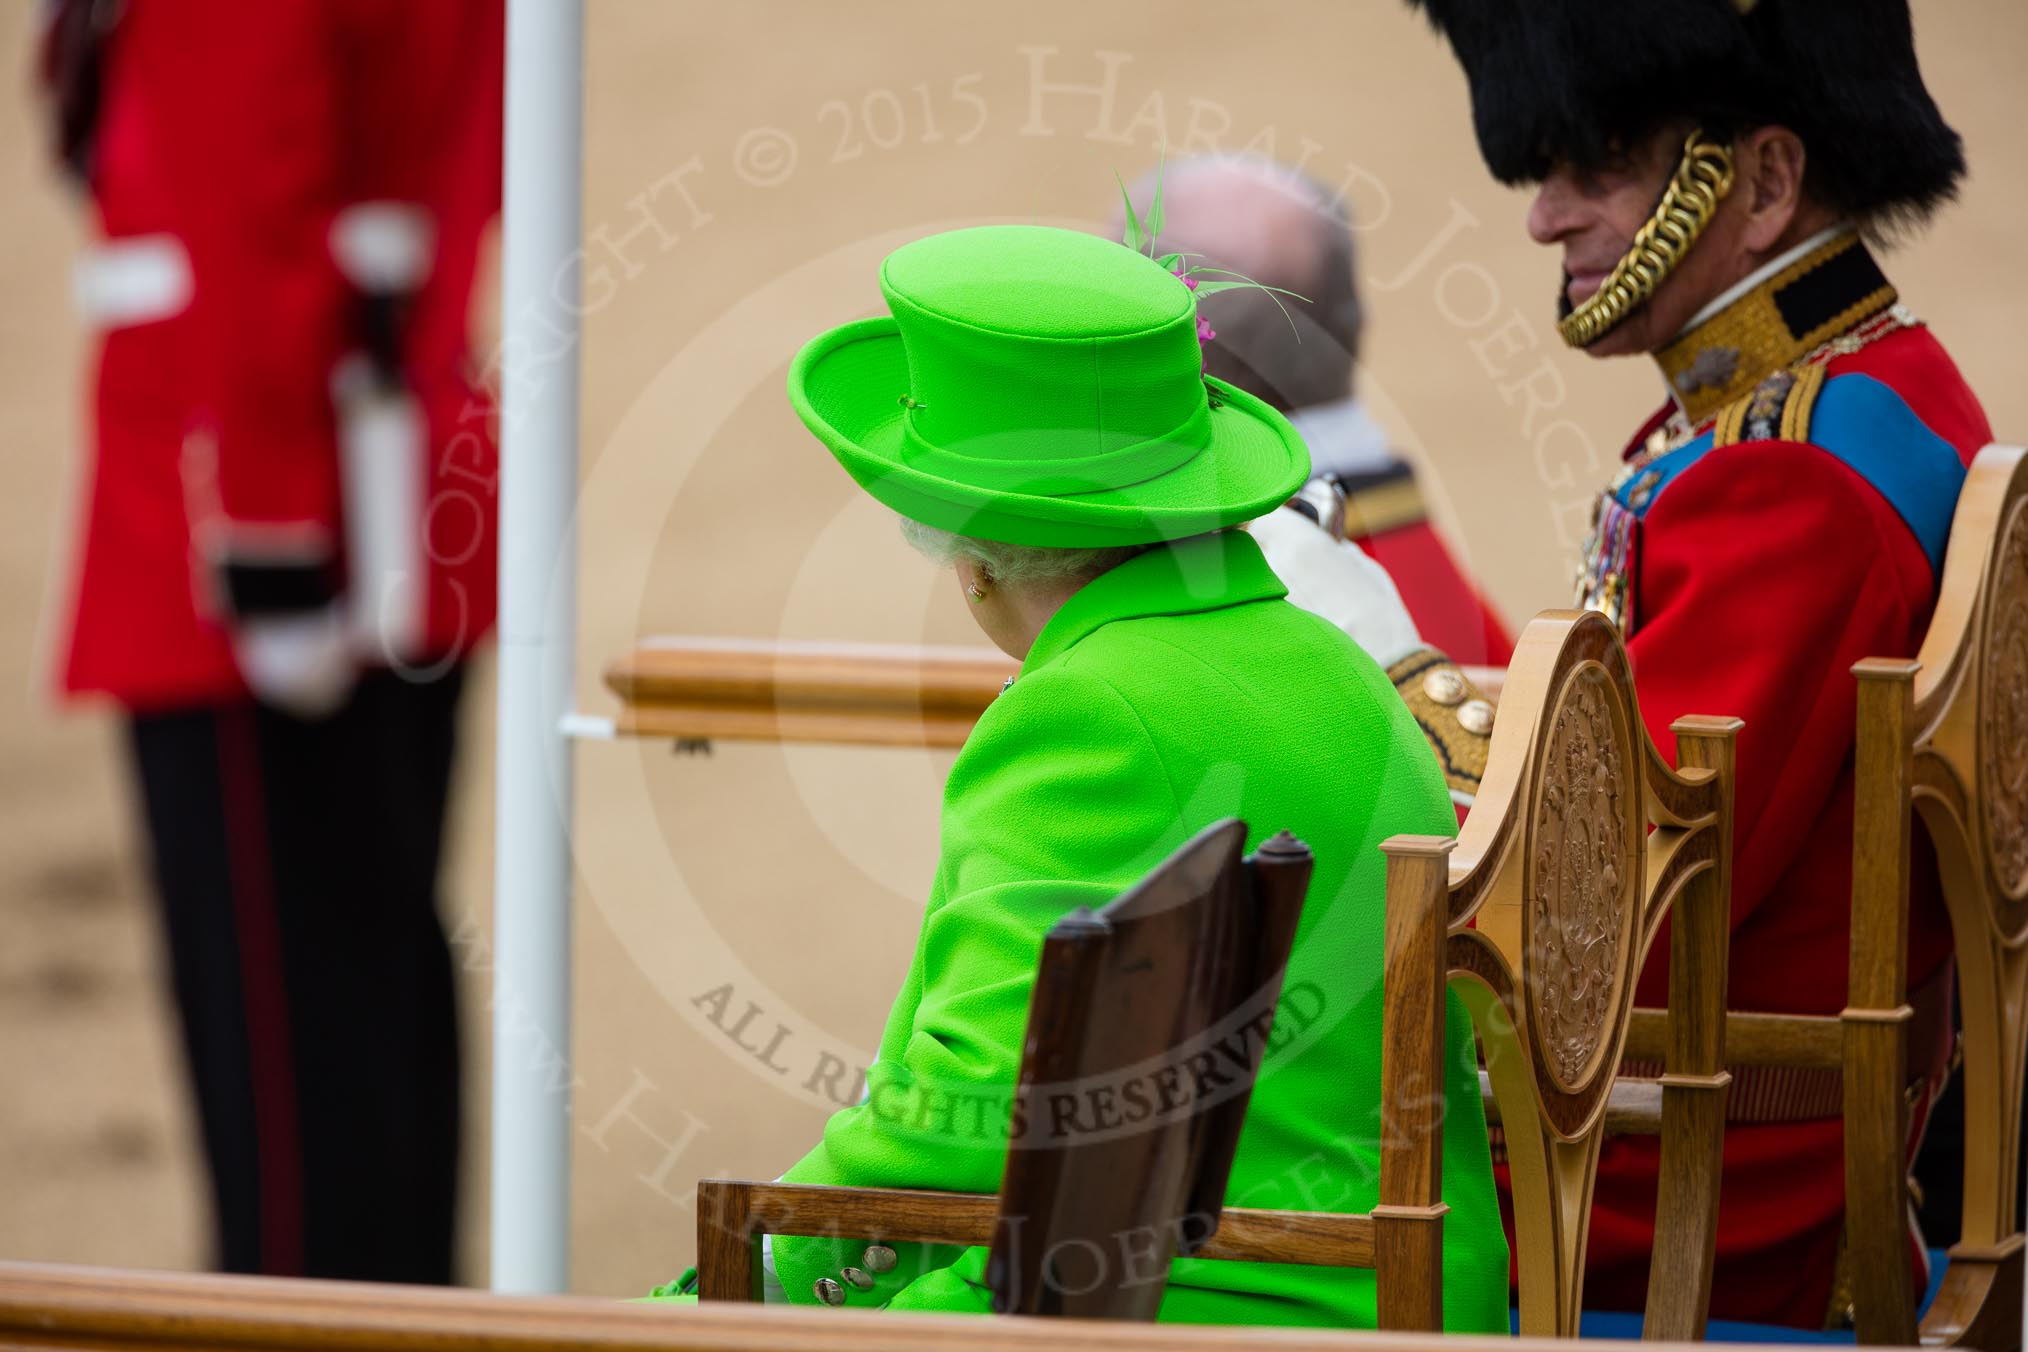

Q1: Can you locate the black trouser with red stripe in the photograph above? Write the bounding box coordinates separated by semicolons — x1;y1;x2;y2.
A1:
127;668;464;1283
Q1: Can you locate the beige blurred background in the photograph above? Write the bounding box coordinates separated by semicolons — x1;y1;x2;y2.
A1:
1;0;2023;1298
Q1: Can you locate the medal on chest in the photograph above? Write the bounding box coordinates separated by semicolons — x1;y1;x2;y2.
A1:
1573;420;1686;632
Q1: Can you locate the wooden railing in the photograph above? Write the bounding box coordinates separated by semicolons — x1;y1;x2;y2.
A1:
604;637;1503;749
0;1259;1805;1352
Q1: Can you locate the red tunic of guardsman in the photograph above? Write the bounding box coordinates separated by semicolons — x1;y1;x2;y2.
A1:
1410;0;1982;1327
52;0;501;709
37;0;502;1282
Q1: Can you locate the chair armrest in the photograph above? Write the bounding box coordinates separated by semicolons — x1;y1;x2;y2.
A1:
694;1181;1383;1301
706;1180;1001;1245
1195;1208;1376;1267
694;1181;997;1302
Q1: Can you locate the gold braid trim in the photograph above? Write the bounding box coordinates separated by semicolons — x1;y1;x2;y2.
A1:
1559;131;1737;349
1386;648;1491;804
1778;362;1827;443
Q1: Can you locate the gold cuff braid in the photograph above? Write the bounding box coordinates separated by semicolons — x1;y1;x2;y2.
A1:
1558;131;1737;349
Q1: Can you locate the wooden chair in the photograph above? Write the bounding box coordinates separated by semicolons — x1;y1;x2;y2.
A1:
1621;444;2026;1348
1843;444;2028;1349
697;819;1320;1318
1428;610;1740;1339
985;821;1312;1317
691;610;1737;1335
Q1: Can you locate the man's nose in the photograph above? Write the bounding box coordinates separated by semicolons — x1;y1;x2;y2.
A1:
1527;172;1582;246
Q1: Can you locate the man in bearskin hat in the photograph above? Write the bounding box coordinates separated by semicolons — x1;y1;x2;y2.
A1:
1410;0;1985;1328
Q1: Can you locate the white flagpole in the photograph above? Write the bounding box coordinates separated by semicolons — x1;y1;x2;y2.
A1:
491;0;583;1294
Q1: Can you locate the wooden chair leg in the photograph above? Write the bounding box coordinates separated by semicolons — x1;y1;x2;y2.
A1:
1645;716;1740;1342
694;1180;764;1302
1846;662;1921;1346
1374;836;1454;1333
1950;936;2028;1257
1925;900;2028;1349
1490;1096;1604;1341
1922;1235;2026;1349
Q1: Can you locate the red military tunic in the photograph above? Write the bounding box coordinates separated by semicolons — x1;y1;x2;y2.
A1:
1523;230;1987;1326
55;0;502;711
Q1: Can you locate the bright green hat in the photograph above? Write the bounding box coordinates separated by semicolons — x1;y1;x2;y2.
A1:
788;224;1310;547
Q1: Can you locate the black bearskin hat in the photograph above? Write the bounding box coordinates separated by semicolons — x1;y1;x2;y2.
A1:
1408;0;1966;228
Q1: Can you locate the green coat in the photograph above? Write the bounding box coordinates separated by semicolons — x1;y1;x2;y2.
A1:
766;530;1507;1328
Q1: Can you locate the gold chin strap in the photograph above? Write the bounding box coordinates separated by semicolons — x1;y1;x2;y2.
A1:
1558;131;1737;349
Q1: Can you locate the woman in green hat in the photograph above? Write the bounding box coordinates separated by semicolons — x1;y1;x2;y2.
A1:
651;221;1507;1328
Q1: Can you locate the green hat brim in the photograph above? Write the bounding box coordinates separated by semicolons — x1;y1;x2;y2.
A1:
788;317;1311;547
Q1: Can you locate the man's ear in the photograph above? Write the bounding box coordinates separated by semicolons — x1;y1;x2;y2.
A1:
1737;125;1809;253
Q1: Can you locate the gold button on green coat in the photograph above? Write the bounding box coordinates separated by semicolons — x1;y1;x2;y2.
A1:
765;531;1508;1329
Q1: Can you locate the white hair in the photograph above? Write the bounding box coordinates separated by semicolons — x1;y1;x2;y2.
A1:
897;517;1151;587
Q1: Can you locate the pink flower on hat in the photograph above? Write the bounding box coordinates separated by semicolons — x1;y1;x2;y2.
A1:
1123;168;1300;371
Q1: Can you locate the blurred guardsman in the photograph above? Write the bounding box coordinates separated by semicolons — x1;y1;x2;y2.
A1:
38;0;502;1281
1411;0;1982;1328
1119;157;1510;810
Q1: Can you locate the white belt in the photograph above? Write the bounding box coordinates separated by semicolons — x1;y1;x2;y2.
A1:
72;201;433;333
73;235;193;329
330;201;434;292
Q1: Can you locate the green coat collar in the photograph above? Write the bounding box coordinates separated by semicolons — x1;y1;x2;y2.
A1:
1020;529;1288;676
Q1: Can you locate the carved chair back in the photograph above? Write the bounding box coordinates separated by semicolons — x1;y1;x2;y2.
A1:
1839;443;2028;1348
985;819;1312;1318
1405;610;1739;1339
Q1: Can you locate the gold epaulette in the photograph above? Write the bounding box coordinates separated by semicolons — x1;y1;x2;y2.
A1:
1710;362;1827;449
1386;647;1494;807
